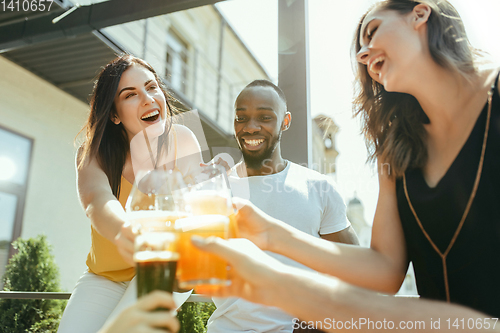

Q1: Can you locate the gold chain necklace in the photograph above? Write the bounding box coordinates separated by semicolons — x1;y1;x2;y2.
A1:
403;87;493;303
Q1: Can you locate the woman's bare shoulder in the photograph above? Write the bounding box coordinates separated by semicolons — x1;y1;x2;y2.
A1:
170;123;202;159
479;67;500;94
171;123;198;140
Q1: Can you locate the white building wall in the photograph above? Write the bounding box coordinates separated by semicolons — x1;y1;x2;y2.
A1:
0;56;91;291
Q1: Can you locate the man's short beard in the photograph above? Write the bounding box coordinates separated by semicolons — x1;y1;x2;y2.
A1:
241;130;282;169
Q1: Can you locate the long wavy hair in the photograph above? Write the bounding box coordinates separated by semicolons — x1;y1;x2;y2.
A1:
77;55;177;198
352;0;478;178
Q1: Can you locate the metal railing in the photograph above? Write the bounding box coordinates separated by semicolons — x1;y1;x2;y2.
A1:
0;291;419;302
0;291;212;303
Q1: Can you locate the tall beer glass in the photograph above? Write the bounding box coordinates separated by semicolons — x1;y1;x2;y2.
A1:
176;164;234;292
126;169;187;297
184;164;238;236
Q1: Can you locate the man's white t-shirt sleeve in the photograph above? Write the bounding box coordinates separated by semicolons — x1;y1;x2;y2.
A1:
318;179;351;235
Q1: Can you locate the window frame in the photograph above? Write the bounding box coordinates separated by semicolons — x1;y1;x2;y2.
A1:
0;124;34;261
165;27;191;96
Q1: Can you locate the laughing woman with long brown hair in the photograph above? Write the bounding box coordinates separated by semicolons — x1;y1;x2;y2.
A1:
191;0;500;321
351;0;500;314
58;55;202;333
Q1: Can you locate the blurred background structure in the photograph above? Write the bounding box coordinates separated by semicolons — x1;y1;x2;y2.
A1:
0;0;336;291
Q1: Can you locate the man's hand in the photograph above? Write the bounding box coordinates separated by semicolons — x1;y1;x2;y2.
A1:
200;153;234;172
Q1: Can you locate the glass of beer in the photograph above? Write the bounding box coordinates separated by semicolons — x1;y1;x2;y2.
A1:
184;164;238;237
176;214;230;292
135;224;178;297
176;164;234;291
126;169;187;297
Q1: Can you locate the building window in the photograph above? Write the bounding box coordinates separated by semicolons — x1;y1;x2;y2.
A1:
166;29;189;95
0;125;33;285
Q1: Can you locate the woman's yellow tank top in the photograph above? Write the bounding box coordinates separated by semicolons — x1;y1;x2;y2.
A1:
86;177;135;281
86;128;180;282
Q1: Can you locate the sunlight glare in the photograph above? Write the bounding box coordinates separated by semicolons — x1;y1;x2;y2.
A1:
0;156;16;181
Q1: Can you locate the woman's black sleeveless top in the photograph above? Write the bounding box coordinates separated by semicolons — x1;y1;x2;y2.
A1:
395;77;500;317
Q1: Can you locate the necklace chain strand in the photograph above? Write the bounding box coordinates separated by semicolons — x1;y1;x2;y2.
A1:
142;128;167;171
403;88;493;303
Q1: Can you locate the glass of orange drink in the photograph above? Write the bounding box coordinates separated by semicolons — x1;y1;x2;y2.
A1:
175;164;236;292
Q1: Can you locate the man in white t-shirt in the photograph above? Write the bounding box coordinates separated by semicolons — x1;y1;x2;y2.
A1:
207;80;359;333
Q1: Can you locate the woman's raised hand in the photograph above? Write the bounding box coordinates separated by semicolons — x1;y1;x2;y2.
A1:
115;221;136;266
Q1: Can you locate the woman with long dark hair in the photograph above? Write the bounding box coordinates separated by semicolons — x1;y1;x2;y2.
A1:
351;0;499;314
192;0;500;321
58;55;202;332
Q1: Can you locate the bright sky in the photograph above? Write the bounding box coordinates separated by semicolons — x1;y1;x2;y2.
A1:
216;0;500;225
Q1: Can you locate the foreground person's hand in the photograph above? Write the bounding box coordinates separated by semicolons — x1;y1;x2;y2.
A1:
98;291;179;333
191;237;288;306
232;198;287;251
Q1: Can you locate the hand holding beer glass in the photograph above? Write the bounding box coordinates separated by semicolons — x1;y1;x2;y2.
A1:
126;164;236;296
126;169;187;298
176;164;235;292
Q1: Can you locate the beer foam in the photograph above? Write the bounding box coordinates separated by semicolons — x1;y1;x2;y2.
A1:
134;250;180;262
175;214;229;232
135;232;178;252
137;231;177;243
184;190;232;215
126;210;186;230
185;190;220;199
126;210;178;220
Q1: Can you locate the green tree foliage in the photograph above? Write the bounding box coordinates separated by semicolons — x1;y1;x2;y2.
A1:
177;301;216;333
0;235;66;332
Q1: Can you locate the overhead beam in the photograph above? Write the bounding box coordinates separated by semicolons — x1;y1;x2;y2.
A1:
0;0;224;52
